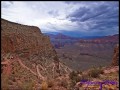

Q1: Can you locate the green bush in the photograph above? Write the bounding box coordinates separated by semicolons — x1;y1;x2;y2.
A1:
69;71;90;89
88;68;103;78
69;71;84;88
69;71;78;87
69;71;77;80
69;71;88;82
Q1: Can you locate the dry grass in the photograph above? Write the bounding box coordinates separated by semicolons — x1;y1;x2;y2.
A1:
41;81;48;90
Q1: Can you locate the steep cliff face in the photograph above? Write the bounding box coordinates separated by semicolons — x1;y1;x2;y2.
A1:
1;19;71;89
111;44;119;66
1;19;56;57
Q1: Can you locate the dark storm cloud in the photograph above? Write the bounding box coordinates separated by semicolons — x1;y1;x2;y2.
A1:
68;2;118;22
67;7;90;22
67;1;119;33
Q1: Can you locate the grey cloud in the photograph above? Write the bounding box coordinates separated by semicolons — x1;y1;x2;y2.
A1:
48;10;59;17
68;7;89;19
67;1;118;33
68;3;112;22
68;2;118;20
64;1;80;5
1;1;119;36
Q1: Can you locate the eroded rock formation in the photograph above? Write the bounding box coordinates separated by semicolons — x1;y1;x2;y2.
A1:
1;19;70;89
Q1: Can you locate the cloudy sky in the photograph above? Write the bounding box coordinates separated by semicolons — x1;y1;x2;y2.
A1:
1;1;119;37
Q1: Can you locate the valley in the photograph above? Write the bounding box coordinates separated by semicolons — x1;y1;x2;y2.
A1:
46;33;119;71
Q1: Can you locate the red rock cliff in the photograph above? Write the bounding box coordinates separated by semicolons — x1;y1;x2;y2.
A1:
111;44;119;66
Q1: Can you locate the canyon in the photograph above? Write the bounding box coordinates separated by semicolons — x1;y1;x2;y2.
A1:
46;33;119;71
1;19;119;90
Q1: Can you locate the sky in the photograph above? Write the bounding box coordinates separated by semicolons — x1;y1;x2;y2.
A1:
1;1;119;37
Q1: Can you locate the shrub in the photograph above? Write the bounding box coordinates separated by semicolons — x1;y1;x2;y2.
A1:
69;71;77;80
69;71;85;82
69;71;90;89
69;71;82;88
76;70;82;75
69;71;77;87
20;80;35;90
88;68;103;78
41;81;48;90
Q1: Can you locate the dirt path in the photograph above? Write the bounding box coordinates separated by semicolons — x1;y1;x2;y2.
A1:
17;58;37;76
2;54;47;80
36;65;45;80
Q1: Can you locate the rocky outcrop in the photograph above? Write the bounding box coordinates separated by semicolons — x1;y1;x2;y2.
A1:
1;19;67;89
111;44;119;66
1;19;56;57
